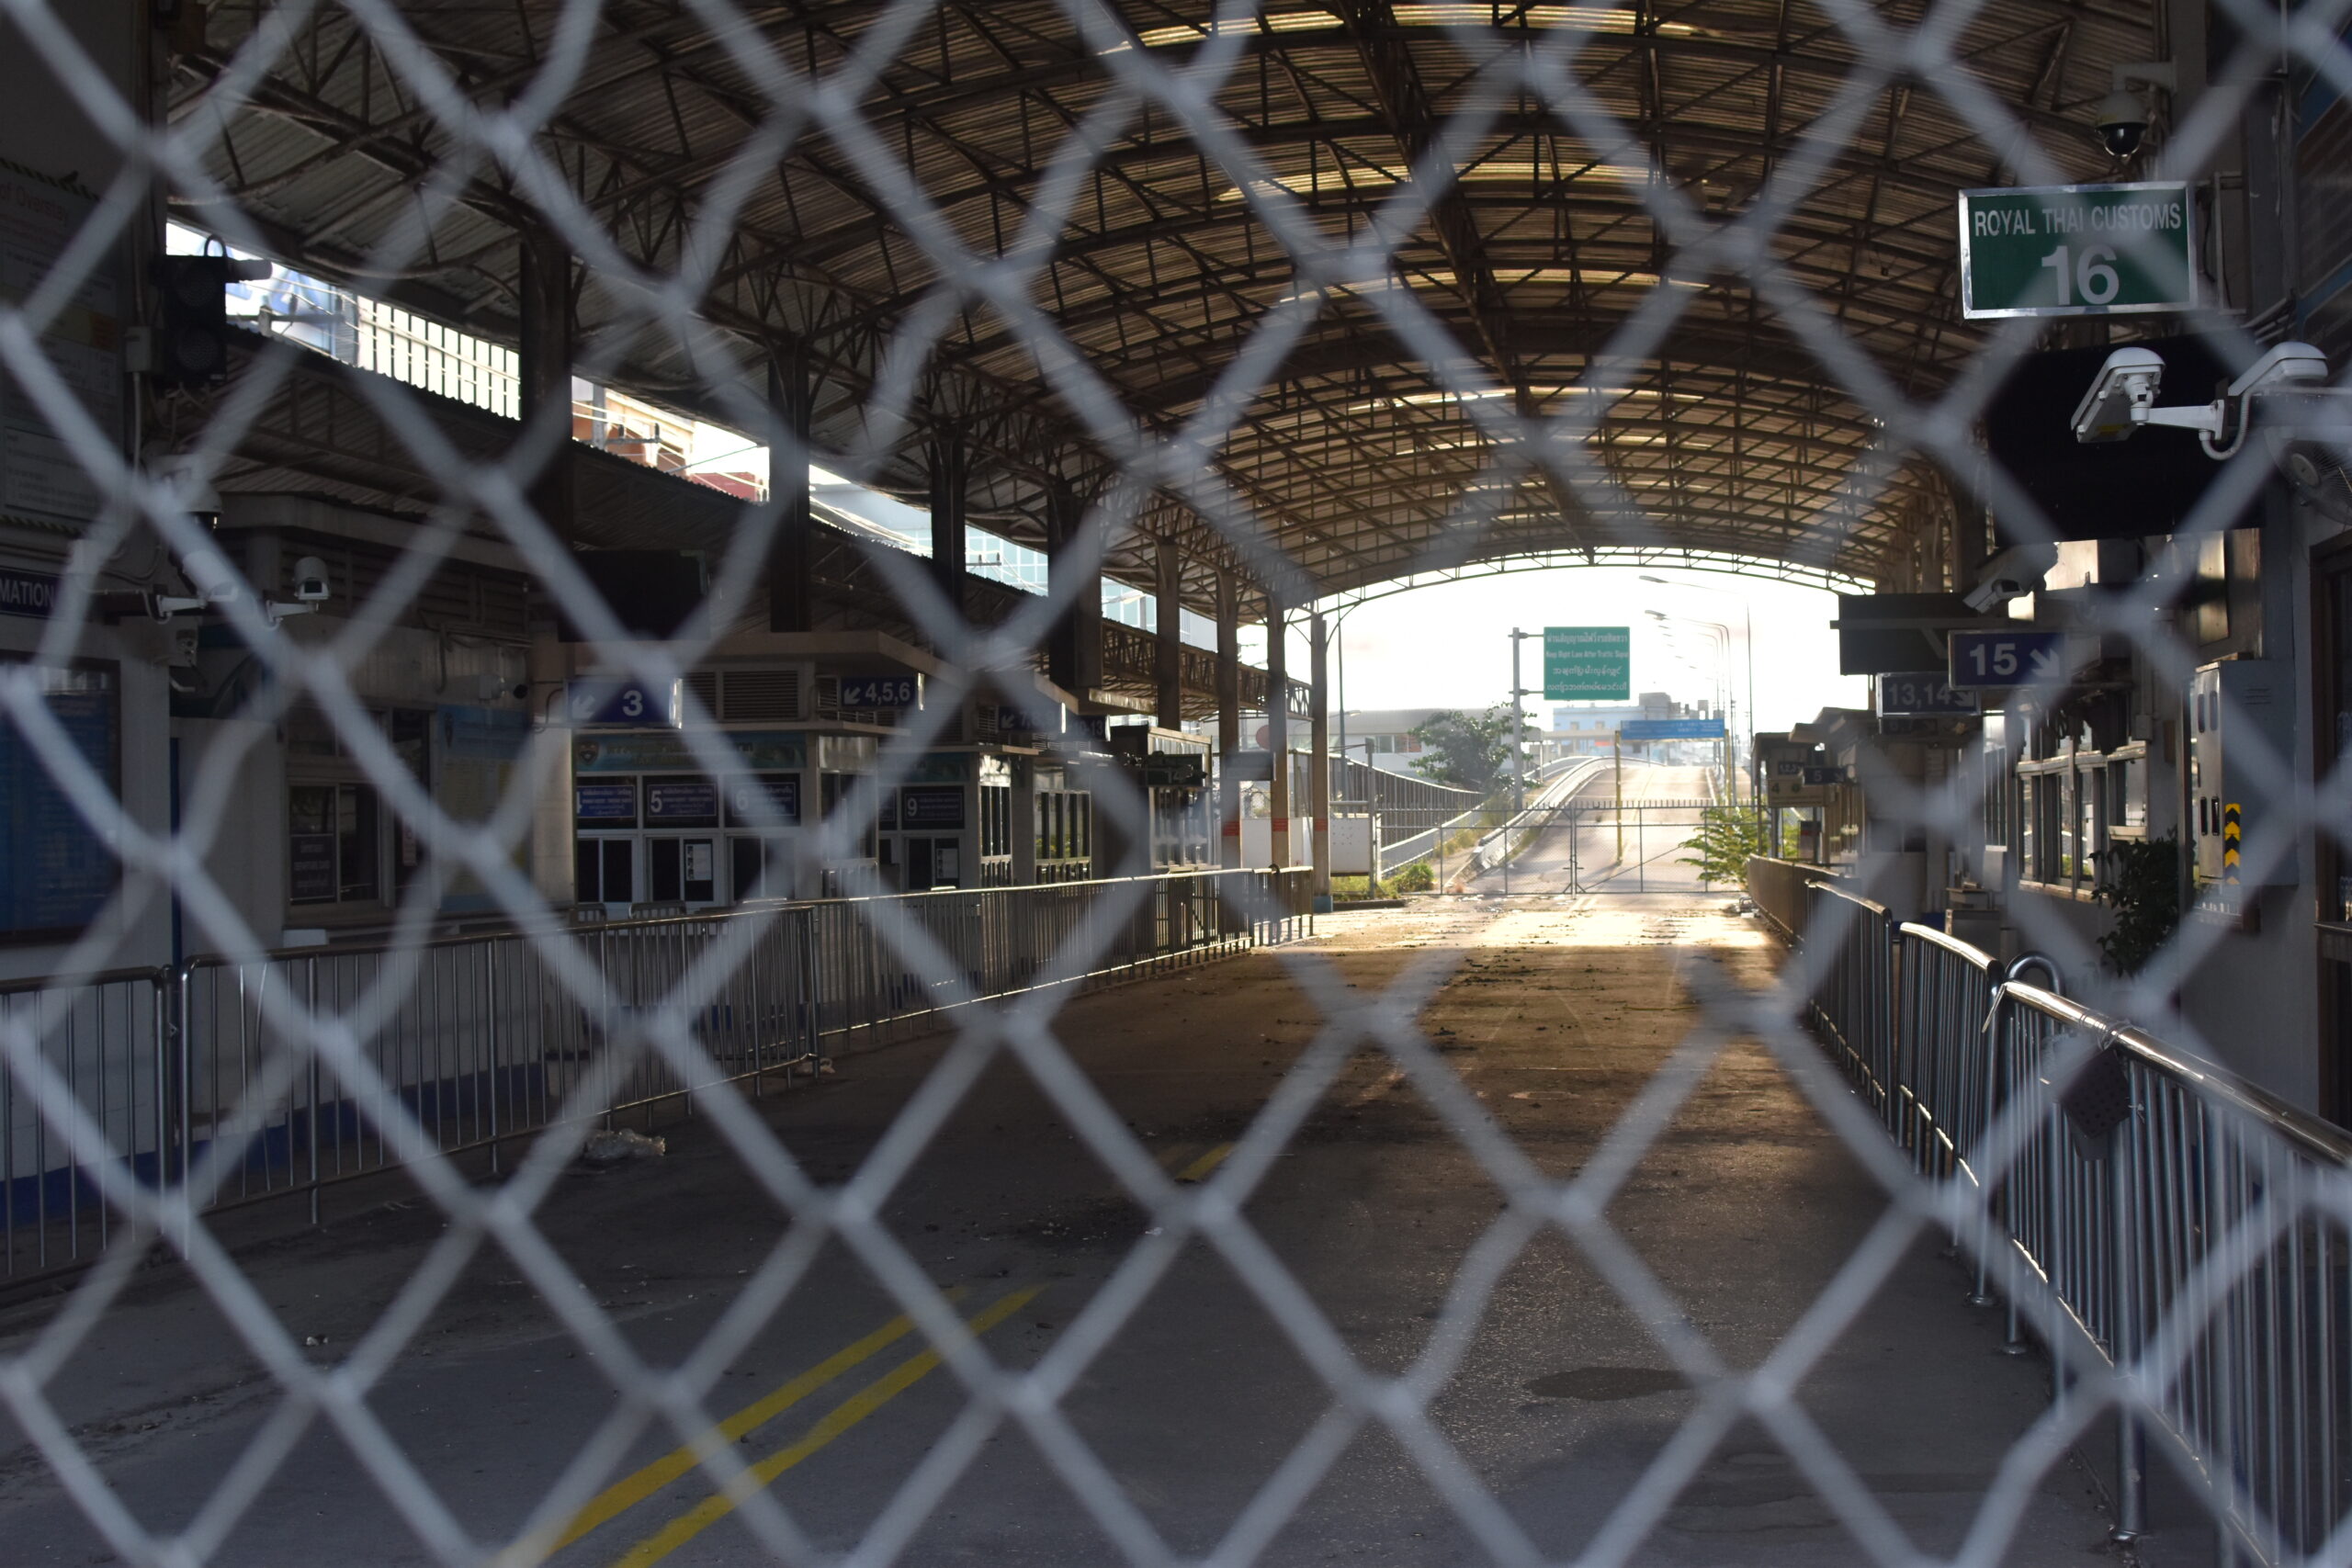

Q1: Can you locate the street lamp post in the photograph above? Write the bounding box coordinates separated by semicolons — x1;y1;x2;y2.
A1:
1506;628;1540;896
1645;610;1733;796
1642;574;1756;802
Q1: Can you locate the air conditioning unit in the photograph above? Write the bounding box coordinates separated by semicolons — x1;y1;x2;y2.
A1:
721;667;802;724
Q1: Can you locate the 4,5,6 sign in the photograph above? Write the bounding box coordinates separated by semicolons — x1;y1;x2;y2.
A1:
1947;629;2069;690
841;674;919;709
1957;183;2196;319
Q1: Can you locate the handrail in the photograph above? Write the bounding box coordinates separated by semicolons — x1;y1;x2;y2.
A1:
0;964;172;997
1891;914;2352;1168
183;865;1312;970
1894;919;1997;970
2000;979;2352;1168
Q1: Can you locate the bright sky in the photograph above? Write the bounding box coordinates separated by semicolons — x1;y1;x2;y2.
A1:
1304;566;1868;738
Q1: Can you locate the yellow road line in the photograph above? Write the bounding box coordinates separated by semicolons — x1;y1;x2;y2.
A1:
611;1285;1046;1568
548;1288;970;1551
1175;1142;1234;1183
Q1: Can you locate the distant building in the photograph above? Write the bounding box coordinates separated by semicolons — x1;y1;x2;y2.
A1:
1336;707;1444;773
1547;693;1713;754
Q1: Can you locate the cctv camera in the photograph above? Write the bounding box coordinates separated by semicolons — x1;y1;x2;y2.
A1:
291;555;331;604
1963;577;2028;614
2093;87;2149;159
180;547;243;606
2071;346;2166;443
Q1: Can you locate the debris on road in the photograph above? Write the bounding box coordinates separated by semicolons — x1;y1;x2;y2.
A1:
578;1129;667;1168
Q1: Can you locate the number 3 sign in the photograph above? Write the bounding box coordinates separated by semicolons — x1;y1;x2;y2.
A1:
568;678;680;727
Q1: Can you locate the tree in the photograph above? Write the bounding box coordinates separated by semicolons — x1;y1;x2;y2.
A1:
1678;806;1770;887
1409;705;1533;797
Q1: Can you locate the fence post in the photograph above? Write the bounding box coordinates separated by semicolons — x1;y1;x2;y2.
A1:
2109;1089;2145;1543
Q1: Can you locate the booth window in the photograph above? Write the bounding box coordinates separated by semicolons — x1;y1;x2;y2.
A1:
288;783;380;905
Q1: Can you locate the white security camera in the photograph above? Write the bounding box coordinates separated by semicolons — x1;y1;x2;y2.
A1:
2072;340;2334;458
181;547;243;605
150;545;244;620
2070;346;2166;443
291;555;331;604
1964;577;2030;613
2093;88;2150;160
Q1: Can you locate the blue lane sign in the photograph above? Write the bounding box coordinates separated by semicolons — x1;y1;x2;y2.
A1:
1619;717;1726;740
642;776;718;826
1947;629;2069;689
899;784;967;829
0;567;60;618
841;674;918;708
568;677;680;727
574;781;639;823
1877;671;1976;716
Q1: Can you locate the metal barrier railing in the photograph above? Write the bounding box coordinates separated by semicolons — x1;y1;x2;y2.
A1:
1743;854;1840;942
0;868;1310;1287
1756;858;2352;1562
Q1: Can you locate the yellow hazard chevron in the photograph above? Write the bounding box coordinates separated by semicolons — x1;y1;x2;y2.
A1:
2223;802;2243;885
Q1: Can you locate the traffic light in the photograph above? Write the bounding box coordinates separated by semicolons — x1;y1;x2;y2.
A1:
146;254;271;386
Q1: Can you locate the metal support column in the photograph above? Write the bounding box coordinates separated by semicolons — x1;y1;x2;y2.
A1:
1046;482;1102;697
1266;595;1288;871
766;351;815;633
516;230;575;547
1216;569;1241;869
928;427;967;626
1154;539;1183;732
1309;610;1329;903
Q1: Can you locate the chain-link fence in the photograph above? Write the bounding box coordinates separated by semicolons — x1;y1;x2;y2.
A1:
0;0;2350;1562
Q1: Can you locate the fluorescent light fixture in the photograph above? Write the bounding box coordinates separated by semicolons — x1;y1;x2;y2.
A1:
1224;159;1655;200
1391;4;1699;34
1109;11;1340;51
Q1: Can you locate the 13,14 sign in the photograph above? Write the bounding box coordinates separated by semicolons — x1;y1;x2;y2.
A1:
1957;183;2195;319
1544;626;1630;702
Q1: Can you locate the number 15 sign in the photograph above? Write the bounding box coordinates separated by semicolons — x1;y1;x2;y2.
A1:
1947;629;2071;690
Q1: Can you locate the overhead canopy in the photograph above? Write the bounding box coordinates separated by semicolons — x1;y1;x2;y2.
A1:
167;0;2151;617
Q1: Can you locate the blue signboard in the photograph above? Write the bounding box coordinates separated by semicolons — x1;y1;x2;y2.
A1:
574;781;638;824
0;567;60;619
724;774;801;828
1876;671;1976;716
1947;629;2069;689
1619;717;1726;740
0;665;118;939
566;677;679;727
840;674;918;709
641;776;718;826
898;784;967;830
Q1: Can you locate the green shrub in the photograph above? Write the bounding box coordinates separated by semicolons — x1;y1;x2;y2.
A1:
1389;861;1435;893
2092;833;2181;976
1677;807;1770;888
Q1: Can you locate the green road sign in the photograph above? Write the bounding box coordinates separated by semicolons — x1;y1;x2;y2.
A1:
1544;626;1629;701
1957;183;2196;319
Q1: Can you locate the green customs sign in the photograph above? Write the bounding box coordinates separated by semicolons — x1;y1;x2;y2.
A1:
1544;626;1630;701
1957;183;2196;319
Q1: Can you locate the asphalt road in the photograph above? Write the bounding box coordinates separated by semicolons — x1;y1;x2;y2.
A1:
1471;763;1717;897
0;893;2133;1566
